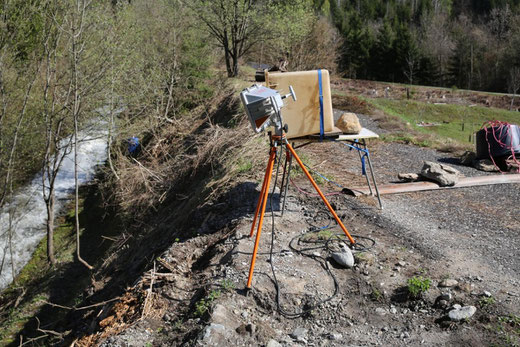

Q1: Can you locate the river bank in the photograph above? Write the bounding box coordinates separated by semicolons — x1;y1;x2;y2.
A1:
0;180;122;345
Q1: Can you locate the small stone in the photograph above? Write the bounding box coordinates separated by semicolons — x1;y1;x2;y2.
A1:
202;323;225;340
328;332;342;340
438;279;458;287
448;305;477;321
266;340;282;347
397;261;407;267
290;327;308;341
400;332;410;339
398;173;420;182
375;307;387;316
331;249;355;268
437;299;448;307
246;323;256;334
390;307;397;314
474;159;499;172
382;327;389;332
439;292;452;301
483;291;492;297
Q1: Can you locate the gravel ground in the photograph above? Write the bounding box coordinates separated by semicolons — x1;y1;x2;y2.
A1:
347;112;520;303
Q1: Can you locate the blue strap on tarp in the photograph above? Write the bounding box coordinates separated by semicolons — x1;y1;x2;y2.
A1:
318;69;324;141
361;154;367;176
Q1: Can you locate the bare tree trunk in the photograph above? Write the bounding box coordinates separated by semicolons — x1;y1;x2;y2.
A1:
8;207;16;284
46;196;56;265
107;54;120;180
72;0;93;271
223;33;233;77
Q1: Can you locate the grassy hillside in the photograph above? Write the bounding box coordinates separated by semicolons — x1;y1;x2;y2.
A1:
367;97;520;143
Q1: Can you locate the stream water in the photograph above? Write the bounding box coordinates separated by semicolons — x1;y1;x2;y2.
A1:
0;122;108;290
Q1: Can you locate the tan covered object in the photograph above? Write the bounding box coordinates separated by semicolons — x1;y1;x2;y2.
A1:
265;70;334;139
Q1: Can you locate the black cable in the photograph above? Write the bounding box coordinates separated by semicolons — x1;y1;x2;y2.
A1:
262;141;378;318
267;143;339;319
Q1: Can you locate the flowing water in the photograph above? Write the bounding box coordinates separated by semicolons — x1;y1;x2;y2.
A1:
0;122;108;290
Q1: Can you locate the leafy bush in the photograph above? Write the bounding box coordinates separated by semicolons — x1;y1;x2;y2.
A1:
194;289;221;317
407;276;431;298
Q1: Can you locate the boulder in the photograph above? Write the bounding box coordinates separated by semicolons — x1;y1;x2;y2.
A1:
336;112;362;134
420;161;460;186
331;248;355;268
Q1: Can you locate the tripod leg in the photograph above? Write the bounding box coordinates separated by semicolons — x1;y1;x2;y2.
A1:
247;147;276;289
250;147;276;237
286;142;356;245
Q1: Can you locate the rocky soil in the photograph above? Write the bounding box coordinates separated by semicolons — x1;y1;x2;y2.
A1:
92;115;520;347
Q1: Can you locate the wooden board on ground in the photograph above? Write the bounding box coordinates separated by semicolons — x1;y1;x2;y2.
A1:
345;174;520;196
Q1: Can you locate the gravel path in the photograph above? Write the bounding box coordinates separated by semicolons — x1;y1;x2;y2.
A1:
330;111;520;306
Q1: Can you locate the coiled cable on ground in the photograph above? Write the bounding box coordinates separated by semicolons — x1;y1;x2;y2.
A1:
265;142;376;318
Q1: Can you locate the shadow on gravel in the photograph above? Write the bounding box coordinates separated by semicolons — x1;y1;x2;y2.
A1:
437;157;464;166
391;286;410;303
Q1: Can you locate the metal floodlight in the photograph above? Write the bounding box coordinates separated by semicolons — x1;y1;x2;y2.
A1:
240;84;296;134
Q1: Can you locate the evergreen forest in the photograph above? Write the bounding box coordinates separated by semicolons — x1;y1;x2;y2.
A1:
318;0;520;92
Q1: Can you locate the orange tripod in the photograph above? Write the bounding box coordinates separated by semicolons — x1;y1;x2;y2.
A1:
246;133;356;289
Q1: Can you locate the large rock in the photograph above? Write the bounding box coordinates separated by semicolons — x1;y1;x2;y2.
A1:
420;161;460;186
336;112;362;134
448;305;477;321
331;248;355;268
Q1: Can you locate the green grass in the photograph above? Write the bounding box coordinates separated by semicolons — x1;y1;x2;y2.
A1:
194;289;221;317
479;296;496;309
365;97;520;144
301;229;335;241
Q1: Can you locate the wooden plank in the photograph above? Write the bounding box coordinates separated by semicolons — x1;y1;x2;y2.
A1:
290;127;379;142
346;174;520;196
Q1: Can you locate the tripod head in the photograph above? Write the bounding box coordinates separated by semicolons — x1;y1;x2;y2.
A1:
240;84;296;136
